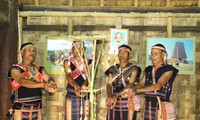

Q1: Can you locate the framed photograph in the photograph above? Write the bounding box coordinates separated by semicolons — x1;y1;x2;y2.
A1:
109;28;129;54
146;38;195;74
44;37;93;74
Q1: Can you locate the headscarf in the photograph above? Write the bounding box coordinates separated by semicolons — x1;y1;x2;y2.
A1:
151;43;168;64
20;42;34;51
118;44;132;53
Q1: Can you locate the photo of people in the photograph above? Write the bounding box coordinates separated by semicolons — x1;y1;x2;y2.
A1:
44;38;93;74
109;28;129;54
45;39;72;74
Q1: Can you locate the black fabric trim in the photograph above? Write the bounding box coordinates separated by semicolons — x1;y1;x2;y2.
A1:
7;66;25;78
38;66;44;73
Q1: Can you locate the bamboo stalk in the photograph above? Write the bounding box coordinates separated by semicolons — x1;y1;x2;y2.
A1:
89;40;97;120
91;39;105;119
89;91;94;120
83;41;91;85
71;36;105;120
91;40;97;89
94;40;105;83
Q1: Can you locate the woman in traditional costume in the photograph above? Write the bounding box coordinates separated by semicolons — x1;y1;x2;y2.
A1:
64;41;91;120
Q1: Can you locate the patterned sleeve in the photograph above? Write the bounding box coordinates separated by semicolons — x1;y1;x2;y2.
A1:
38;66;45;73
104;65;116;76
7;65;24;90
7;65;24;79
105;66;112;76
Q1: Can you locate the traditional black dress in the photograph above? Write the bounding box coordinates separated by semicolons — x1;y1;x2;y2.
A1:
105;63;141;120
65;57;92;120
143;65;178;120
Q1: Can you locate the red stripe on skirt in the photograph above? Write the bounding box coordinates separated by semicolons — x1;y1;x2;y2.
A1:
76;97;79;120
120;98;123;120
113;108;115;120
149;101;152;120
